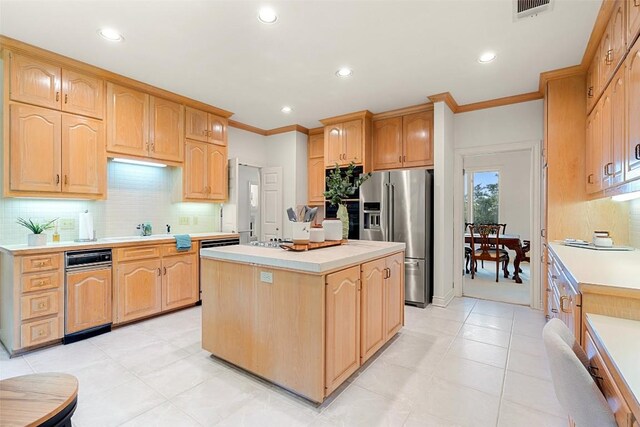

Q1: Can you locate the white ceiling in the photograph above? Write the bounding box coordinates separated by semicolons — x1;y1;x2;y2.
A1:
0;0;600;129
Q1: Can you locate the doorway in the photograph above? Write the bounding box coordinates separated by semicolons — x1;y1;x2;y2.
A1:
454;142;541;308
237;165;261;244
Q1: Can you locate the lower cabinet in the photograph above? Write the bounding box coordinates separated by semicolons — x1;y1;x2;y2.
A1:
65;267;112;334
546;250;581;341
116;258;162;323
115;244;199;324
325;265;361;396
385;252;405;337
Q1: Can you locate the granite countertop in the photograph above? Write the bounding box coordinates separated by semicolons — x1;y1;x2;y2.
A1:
200;239;406;273
549;242;640;291
0;232;239;255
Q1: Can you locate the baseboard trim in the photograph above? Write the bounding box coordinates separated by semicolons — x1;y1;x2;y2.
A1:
432;288;455;307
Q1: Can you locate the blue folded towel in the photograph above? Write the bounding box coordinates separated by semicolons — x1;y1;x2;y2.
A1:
175;234;192;251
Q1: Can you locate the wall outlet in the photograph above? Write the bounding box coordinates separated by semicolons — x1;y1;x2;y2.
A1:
179;216;190;225
192;216;198;225
59;218;75;230
260;271;273;284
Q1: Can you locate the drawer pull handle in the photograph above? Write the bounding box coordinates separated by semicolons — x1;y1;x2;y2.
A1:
587;173;594;184
551;308;558;313
560;295;571;313
605;49;613;65
635;143;640;160
157;268;161;276
587;86;593;98
551;274;558;280
38;330;45;336
38;302;46;309
163;267;167;275
55;91;60;102
64;94;68;104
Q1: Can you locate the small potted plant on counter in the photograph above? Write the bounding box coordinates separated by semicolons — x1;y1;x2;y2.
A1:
324;162;371;239
17;217;57;246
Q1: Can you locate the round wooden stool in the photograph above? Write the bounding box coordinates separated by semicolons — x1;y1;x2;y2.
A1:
0;373;78;427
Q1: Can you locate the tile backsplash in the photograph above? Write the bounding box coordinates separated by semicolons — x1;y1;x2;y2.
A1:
0;161;221;245
630;198;640;249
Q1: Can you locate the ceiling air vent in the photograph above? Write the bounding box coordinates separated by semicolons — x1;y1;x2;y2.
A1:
514;0;552;20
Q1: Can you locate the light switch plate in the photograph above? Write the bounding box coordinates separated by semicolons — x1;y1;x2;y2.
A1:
260;271;273;284
179;216;190;225
59;218;75;230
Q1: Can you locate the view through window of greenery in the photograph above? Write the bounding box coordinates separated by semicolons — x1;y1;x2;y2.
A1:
464;171;499;225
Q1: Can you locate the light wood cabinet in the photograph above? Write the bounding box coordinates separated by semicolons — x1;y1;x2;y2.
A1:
607;66;626;188
325;265;360;396
372;110;433;171
586;97;603;194
629;0;640;45
149;97;184;162
65;268;112;335
61;114;105;195
323;117;368;167
599;1;626;92
546;250;581;340
106;83;149;157
184;141;227;201
185;107;227;146
20;318;60;348
307;132;325;206
360;258;386;363
162;253;198;310
626;38;640;182
9;104;62;193
116;258;162;323
61;69;104;119
586;53;600;113
372;117;403;170
10;53;61;110
385;252;404;337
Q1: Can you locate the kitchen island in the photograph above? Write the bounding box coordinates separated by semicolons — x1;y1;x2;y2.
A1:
200;240;406;403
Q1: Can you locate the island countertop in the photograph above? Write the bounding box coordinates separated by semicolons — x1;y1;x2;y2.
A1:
200;239;406;273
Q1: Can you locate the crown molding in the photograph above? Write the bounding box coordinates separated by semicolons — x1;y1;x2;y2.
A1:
372;103;434;120
456;91;543;113
427;92;459;113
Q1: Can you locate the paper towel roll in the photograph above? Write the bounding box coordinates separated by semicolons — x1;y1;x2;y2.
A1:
79;211;94;240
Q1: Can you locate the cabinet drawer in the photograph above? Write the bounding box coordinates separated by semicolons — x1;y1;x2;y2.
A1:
21;253;61;273
21;317;61;348
20;291;60;321
116;246;161;262
161;244;196;257
585;331;634;427
21;271;61;293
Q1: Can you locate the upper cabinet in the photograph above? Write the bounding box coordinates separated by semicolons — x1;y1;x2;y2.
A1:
626;37;640;182
185;107;227;146
599;1;626;91
629;0;640;45
372;110;433;171
183;141;227;202
10;53;104;119
307;132;325;206
106;83;184;163
320;111;372;169
586;53;600;113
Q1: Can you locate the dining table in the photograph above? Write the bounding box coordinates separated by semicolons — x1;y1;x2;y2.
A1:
464;233;526;284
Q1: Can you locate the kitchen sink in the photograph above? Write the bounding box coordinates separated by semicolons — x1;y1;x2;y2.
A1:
99;234;174;243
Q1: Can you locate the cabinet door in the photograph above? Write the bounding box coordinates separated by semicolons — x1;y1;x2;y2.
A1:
343;120;363;165
629;0;640;45
586;101;603;194
586;54;599;112
185;107;209;142
149;97;184;162
610;1;626;69
372;117;403;170
207;145;228;201
385;252;404;337
308;157;326;205
106;83;149;157
61;69;104;119
184;140;208;199
403;111;434;168
117;259;162;323
626;40;640;181
61;114;105;195
10;53;61;109
10;104;62;192
208;114;227;146
65;268;112;334
162;254;198;310
308;133;324;158
325;265;360;396
609;67;625;187
325;124;343;167
360;258;386;363
600;88;613;190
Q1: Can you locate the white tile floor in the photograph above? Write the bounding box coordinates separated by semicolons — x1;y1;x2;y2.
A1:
0;298;567;427
463;264;531;305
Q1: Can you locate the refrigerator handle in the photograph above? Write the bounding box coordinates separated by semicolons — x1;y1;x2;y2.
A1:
384;182;389;242
390;183;395;242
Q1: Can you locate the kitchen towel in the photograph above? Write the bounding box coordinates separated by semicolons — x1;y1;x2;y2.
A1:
78;211;94;241
175;234;192;251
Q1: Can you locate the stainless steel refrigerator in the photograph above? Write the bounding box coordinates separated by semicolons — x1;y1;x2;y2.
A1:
359;169;434;307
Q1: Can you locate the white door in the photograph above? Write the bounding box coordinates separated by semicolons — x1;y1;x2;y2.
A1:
261;167;283;240
221;158;239;233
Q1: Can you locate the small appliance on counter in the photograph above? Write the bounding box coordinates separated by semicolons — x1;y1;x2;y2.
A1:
592;231;613;248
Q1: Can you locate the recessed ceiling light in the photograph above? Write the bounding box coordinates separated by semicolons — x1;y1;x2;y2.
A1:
281;106;292;113
258;7;278;24
336;67;353;77
478;52;497;63
98;28;124;42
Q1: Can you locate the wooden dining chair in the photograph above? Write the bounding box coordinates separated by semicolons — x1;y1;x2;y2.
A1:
479;223;508;268
469;224;510;282
464;222;474;274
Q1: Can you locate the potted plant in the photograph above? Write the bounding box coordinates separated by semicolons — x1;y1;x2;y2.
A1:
17;217;57;246
324;163;371;239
